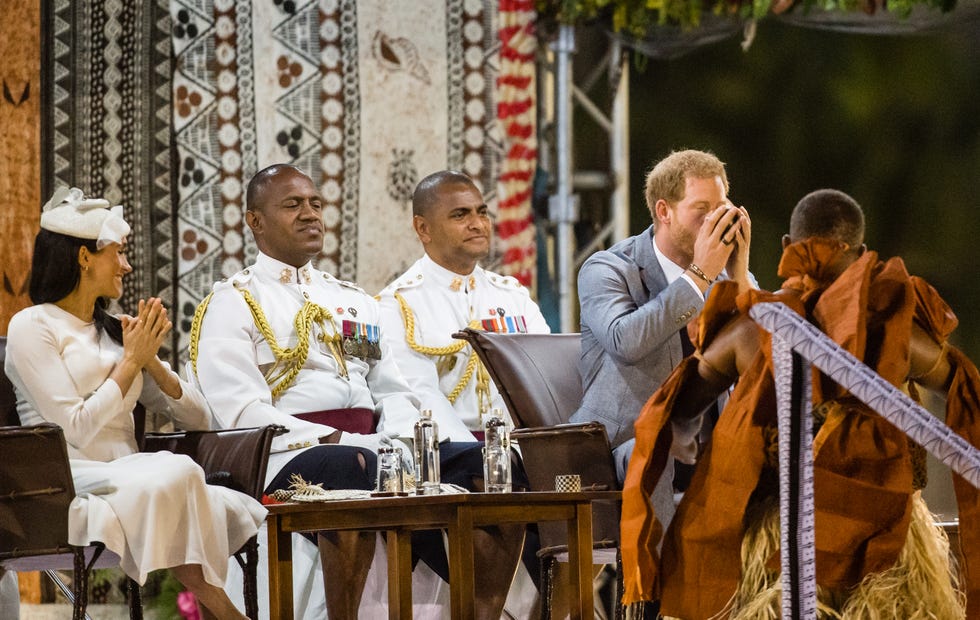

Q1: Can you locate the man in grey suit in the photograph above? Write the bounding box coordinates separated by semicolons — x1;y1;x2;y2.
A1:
571;149;755;514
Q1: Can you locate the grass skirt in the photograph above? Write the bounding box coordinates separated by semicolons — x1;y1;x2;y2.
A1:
715;491;965;619
649;490;964;620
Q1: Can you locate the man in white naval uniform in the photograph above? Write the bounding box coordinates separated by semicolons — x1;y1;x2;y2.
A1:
378;170;551;439
378;170;552;614
193;163;419;618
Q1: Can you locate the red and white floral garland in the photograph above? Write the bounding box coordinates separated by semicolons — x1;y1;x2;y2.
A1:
496;0;537;288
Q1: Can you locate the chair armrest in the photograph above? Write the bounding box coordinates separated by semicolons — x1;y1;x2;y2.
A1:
512;422;619;490
142;425;285;499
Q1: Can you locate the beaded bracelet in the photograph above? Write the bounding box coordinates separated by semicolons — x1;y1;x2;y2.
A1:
687;263;714;285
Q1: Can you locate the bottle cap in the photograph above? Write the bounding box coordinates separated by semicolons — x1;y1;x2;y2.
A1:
420;409;433;419
484;412;507;428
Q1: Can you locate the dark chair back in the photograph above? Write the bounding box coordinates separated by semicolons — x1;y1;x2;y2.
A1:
143;426;279;500
451;329;582;427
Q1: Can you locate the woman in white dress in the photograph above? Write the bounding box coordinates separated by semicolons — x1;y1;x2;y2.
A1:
4;188;266;619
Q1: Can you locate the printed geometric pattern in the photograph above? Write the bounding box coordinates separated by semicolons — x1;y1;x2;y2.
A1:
41;0;176;359
34;0;538;367
169;0;533;363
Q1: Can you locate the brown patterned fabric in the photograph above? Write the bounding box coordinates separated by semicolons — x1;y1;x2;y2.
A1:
0;0;41;333
621;239;980;618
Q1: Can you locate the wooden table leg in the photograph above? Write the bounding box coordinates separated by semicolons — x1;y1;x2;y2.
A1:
267;514;293;620
386;529;414;619
566;502;594;620
448;505;475;620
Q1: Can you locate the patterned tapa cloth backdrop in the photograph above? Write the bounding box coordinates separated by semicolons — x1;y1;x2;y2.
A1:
171;0;537;360
34;0;535;363
41;0;176;355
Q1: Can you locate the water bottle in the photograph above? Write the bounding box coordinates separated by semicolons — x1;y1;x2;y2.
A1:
483;409;512;493
413;409;441;495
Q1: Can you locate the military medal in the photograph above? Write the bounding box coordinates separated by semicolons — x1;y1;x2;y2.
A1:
341;319;382;359
367;323;382;360
482;317;502;332
342;320;356;355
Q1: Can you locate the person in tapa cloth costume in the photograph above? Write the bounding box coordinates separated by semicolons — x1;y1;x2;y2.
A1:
620;189;980;619
4;188;265;619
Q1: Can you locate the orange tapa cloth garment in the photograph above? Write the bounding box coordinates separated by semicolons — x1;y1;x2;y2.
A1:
620;238;980;619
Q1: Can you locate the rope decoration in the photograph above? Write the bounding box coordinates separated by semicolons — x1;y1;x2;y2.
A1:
188;288;348;397
240;289;347;395
395;292;491;412
188;292;214;376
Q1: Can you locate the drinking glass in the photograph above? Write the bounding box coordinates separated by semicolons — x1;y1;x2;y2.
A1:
376;446;404;494
482;445;512;493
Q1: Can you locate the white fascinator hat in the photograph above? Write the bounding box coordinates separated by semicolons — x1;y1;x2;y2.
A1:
40;187;131;249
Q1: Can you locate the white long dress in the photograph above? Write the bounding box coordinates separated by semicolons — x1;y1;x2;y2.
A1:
4;304;266;587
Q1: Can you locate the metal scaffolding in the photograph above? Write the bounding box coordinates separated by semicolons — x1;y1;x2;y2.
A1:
539;25;631;332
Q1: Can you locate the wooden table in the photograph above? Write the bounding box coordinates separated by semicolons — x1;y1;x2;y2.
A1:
265;490;620;619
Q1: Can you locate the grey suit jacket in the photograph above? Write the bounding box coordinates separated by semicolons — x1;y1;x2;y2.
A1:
571;226;706;449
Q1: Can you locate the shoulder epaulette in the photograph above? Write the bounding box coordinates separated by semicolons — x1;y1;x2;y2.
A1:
319;271;369;295
212;267;254;293
383;270;425;295
484;270;524;290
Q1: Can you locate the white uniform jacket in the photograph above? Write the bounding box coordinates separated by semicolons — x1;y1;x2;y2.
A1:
195;252;420;477
377;254;551;441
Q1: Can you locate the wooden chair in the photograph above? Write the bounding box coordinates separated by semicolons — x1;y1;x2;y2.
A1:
0;335;281;620
452;328;623;619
